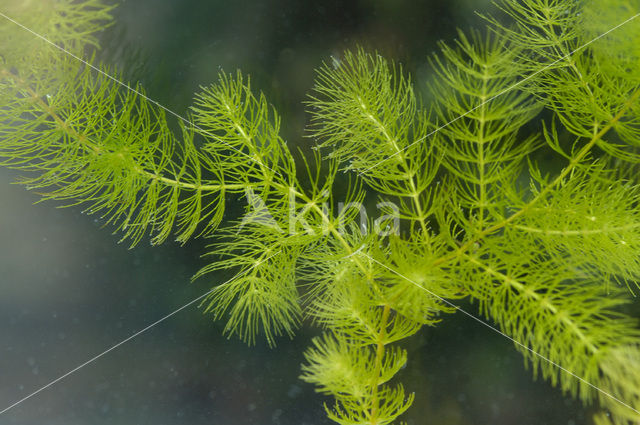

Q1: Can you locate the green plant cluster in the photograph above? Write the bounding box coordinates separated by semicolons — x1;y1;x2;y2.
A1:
2;0;640;424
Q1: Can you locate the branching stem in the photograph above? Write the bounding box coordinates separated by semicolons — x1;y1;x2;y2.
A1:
434;86;640;267
464;254;599;354
369;304;391;425
2;66;247;193
360;100;431;241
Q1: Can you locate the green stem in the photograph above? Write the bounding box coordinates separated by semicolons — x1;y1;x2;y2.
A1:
477;65;488;233
360;101;431;240
434;86;640;267
2;67;245;193
464;254;599;354
369;304;391;425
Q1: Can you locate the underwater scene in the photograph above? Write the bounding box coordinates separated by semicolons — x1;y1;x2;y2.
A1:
2;0;640;424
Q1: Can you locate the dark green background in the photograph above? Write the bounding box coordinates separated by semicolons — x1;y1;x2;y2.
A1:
0;0;590;424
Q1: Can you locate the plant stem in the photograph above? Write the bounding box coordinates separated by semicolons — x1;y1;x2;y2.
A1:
360;100;431;241
369;304;391;425
464;254;599;354
1;67;247;193
434;86;640;267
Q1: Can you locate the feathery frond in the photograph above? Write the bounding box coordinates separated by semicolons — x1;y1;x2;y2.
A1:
0;56;231;246
301;333;414;425
3;0;640;424
198;225;303;346
306;49;439;236
429;29;542;232
510;164;640;289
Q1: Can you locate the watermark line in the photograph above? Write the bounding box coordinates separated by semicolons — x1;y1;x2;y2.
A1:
0;11;277;177
0;290;211;415
2;3;639;420
0;252;279;416
359;11;640;175
363;252;640;416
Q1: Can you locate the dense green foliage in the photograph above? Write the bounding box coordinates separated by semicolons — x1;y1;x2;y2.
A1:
2;0;640;424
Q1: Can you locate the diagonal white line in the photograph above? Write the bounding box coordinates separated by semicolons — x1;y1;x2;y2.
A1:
0;251;280;415
0;289;212;415
362;252;640;416
2;2;640;420
358;11;640;176
1;292;210;414
0;11;276;175
0;8;290;417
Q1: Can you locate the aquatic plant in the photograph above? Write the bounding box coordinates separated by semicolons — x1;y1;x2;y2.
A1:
1;0;640;424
